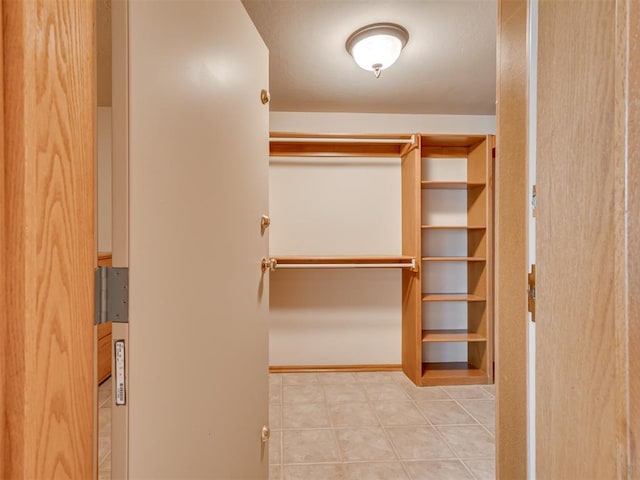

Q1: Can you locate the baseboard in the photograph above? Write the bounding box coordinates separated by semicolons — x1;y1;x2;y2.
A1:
269;364;402;373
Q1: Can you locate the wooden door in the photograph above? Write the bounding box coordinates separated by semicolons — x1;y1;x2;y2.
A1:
535;0;636;478
126;1;270;477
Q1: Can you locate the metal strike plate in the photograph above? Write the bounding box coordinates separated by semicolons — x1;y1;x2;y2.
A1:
114;340;126;406
528;264;536;322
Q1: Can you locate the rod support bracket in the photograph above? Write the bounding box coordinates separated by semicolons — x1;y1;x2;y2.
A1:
261;257;277;272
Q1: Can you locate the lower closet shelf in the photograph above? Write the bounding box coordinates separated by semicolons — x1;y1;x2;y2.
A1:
422;330;486;343
422;293;486;302
421;362;489;386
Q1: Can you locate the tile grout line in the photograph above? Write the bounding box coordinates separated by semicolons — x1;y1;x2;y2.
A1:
363;384;407;475
452;397;496;438
392;377;450;479
319;375;347;467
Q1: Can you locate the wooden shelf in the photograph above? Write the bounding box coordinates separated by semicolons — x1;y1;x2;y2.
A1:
421;362;488;386
421;181;485;190
422;330;486;343
422;257;485;262
421;225;486;230
420;134;487;148
272;255;414;265
422;293;486;302
271;255;416;270
270;132;416;157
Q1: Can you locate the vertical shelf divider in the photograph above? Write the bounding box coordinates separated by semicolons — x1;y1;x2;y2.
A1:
402;134;494;386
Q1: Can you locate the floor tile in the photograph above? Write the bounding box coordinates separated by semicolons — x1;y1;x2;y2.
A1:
328;402;380;427
335;427;397;461
345;461;409;479
270;431;282;465
442;386;493;400
97;452;111;480
462;458;495;480
269;464;283;480
98;407;111;464
386;426;455;460
481;385;495;397
98;379;111;407
353;372;399;383
270;404;282;430
323;384;367;404
403;386;451;402
390;371;416;385
317;372;357;384
403;460;474;480
97;379;111;479
282;373;319;384
270;383;283;404
416;401;477;425
283;463;347;480
98;405;111;434
457;400;495;426
482;422;495;436
437;426;495;458
373;401;429;426
283;402;331;428
282;384;324;404
270;374;283;386
283;429;341;464
363;383;411;402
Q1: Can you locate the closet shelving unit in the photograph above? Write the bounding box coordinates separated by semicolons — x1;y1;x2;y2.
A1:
267;131;494;386
402;134;495;386
267;132;420;271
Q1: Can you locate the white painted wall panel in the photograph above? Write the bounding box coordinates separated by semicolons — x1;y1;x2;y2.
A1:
269;157;401;256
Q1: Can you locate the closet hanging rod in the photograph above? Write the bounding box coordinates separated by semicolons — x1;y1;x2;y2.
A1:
269;135;416;145
276;263;415;269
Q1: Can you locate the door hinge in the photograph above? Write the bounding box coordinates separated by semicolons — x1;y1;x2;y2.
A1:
528;264;536;322
94;267;129;325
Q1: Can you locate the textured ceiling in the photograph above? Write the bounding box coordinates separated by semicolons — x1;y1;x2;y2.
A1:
242;0;497;115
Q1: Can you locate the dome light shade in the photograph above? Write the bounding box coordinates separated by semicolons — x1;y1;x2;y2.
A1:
346;23;409;78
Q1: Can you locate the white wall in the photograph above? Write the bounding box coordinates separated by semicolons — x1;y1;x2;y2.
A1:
97;107;112;252
271;112;496;135
268;112;495;366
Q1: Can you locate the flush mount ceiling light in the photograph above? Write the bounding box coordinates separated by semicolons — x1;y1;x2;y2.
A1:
345;23;409;78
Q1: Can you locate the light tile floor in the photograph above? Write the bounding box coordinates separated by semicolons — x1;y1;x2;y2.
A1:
98;378;112;480
269;371;495;480
97;372;496;480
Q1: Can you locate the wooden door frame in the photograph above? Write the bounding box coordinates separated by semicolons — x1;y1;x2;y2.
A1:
496;0;640;478
1;0;96;478
495;0;529;477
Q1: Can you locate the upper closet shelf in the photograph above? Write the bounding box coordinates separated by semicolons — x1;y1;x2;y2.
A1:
267;255;416;270
269;132;418;157
421;181;485;190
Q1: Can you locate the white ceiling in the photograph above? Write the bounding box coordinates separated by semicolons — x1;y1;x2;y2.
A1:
241;0;497;115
